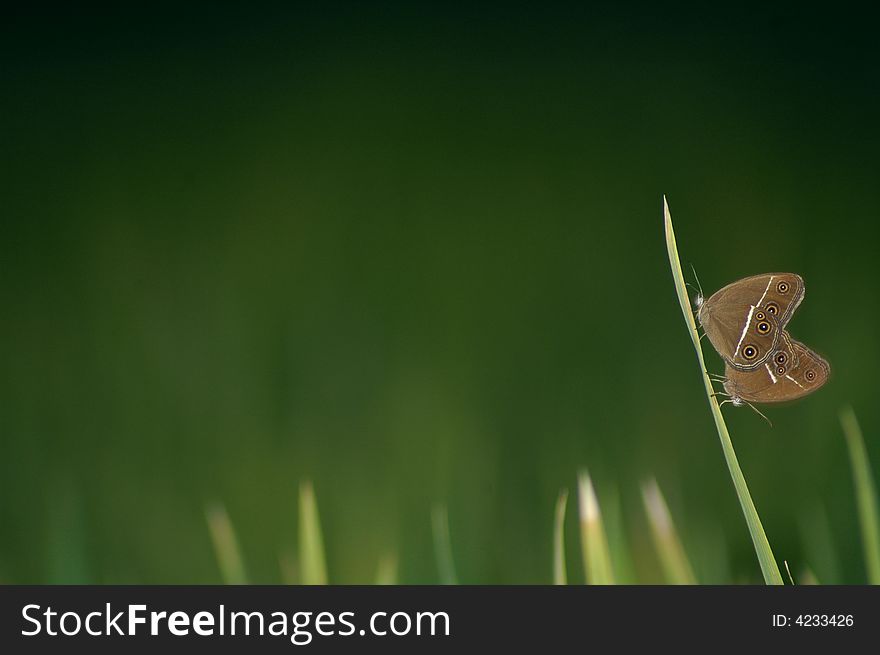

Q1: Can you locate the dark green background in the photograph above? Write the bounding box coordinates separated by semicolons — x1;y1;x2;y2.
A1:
2;5;878;584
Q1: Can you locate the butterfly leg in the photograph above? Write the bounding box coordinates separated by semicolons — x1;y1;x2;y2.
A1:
707;374;728;394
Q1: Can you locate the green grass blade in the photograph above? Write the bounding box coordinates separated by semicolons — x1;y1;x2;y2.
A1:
47;482;89;584
431;503;458;584
577;471;615;584
798;506;840;584
641;478;697;584
279;550;298;584
799;568;819;585
553;489;569;585
663;196;783;585
375;553;399;585
840;406;880;584
601;484;636;583
299;480;328;585
205;503;248;584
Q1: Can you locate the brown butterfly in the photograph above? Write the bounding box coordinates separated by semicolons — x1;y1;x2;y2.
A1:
697;273;804;371
722;333;830;404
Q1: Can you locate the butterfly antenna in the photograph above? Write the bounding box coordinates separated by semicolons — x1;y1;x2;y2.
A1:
686;263;706;316
744;400;773;427
685;282;702;317
689;263;704;300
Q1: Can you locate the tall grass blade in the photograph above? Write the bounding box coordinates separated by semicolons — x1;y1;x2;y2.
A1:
840;406;880;584
800;568;819;585
279;550;298;585
663;196;783;585
47;482;89;584
798;506;840;584
641;478;697;584
205;503;248;584
299;480;328;585
602;484;636;583
577;471;615;584
375;553;399;585
553;489;569;585
431;503;458;584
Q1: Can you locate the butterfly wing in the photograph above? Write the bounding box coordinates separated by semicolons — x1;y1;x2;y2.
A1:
698;273;805;370
722;333;829;403
699;302;781;370
748;273;804;328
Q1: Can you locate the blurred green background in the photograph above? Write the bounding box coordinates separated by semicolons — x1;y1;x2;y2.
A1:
2;5;878;584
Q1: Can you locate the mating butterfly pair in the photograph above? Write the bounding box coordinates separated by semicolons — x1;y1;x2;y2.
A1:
696;273;830;405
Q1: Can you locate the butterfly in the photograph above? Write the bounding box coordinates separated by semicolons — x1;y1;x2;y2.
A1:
697;273;803;371
697;273;829;404
721;332;830;404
